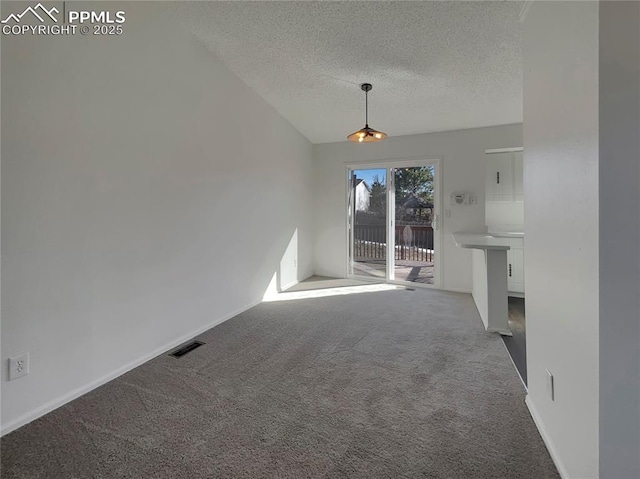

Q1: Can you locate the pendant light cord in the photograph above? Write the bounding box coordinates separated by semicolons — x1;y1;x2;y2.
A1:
365;90;369;127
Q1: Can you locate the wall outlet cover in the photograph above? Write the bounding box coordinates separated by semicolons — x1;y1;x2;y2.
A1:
9;353;30;381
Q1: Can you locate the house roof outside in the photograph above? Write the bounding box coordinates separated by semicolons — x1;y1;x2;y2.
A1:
355;179;370;191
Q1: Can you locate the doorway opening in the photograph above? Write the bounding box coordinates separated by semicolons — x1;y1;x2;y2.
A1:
349;167;387;279
393;166;435;284
347;160;440;288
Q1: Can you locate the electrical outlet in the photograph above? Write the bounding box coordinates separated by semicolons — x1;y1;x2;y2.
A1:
546;368;554;401
9;353;29;381
445;209;452;218
293;259;297;268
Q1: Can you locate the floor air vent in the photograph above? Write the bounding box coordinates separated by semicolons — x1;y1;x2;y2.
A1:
170;341;204;358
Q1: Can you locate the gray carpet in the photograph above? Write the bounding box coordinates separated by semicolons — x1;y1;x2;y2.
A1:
1;287;558;478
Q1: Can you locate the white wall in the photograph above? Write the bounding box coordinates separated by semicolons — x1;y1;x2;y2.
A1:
1;2;313;433
598;2;640;478
523;2;600;477
313;124;522;292
524;3;640;477
485;202;524;231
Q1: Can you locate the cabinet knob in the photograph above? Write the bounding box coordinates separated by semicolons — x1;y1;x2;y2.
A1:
509;264;512;277
497;172;500;184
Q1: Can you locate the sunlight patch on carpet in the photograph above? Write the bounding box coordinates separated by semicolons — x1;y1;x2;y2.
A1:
263;283;401;302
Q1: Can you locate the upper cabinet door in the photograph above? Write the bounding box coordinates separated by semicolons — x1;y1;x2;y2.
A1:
485;152;513;201
512;151;524;202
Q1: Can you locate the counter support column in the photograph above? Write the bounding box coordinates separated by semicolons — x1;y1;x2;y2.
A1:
484;249;511;335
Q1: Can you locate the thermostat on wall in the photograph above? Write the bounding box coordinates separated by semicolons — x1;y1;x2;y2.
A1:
450;192;469;205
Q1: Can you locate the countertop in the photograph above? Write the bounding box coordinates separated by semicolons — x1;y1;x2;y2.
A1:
452;233;515;251
487;231;524;239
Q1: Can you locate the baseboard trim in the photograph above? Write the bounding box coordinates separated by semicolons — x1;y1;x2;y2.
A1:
439;287;472;294
280;279;299;292
525;395;569;479
0;299;261;437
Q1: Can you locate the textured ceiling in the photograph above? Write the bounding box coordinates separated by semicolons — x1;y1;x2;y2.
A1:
169;1;523;144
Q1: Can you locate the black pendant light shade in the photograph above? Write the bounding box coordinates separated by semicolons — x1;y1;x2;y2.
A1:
347;83;387;143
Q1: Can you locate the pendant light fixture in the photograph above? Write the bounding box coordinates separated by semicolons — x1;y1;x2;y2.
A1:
347;83;387;143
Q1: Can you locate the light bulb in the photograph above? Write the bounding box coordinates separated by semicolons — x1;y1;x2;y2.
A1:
375;133;381;139
358;136;364;143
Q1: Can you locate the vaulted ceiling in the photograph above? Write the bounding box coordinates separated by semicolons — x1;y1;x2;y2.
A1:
170;1;523;144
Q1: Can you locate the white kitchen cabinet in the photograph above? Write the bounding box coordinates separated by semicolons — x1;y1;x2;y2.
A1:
488;235;524;294
485;151;523;202
512;151;524;201
485;152;513;201
485;148;525;295
507;246;524;294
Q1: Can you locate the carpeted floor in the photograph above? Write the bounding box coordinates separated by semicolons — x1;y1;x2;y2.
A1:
1;286;558;478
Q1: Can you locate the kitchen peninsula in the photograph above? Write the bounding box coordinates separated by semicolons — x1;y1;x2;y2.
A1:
453;233;517;336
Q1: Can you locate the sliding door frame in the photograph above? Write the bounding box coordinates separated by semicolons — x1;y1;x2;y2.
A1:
345;157;443;289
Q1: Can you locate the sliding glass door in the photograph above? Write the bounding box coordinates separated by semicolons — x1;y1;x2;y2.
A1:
348;161;440;288
348;168;387;279
391;166;436;285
